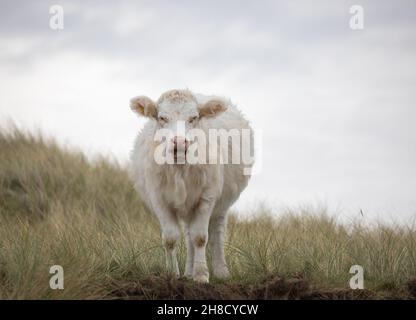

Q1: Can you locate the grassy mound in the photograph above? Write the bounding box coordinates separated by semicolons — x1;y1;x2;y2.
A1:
0;127;415;299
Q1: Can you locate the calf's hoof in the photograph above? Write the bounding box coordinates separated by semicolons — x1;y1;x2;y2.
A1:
193;265;209;283
167;271;180;278
193;273;209;283
213;265;230;279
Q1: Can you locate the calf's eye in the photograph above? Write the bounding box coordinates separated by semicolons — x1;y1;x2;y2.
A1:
188;116;198;123
158;116;168;123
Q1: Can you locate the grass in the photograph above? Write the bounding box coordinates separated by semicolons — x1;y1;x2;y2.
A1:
0;127;415;299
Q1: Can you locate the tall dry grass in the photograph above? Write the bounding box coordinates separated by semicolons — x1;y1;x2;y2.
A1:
0;127;415;299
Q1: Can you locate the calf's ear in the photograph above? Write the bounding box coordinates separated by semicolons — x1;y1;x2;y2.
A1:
130;96;157;118
198;99;227;118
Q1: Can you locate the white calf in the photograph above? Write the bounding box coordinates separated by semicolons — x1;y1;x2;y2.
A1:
129;89;253;283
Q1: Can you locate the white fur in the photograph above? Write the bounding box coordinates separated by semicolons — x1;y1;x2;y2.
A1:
129;90;253;283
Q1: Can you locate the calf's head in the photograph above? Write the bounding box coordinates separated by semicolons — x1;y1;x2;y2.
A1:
130;89;227;163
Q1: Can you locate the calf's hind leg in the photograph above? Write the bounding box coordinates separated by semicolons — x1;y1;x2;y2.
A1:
184;224;194;278
208;214;230;279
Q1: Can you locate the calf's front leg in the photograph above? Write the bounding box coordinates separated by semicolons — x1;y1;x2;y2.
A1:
188;197;215;283
153;201;181;277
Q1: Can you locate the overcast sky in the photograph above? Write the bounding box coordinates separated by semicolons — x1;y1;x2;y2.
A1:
1;0;415;223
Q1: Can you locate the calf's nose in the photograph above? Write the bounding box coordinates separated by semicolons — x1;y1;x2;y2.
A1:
172;136;189;150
